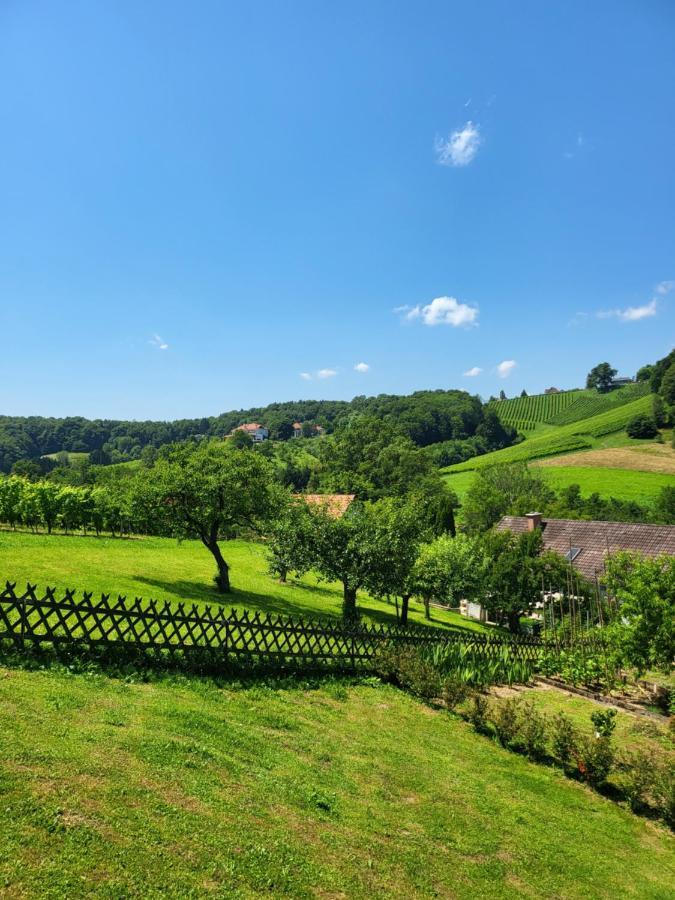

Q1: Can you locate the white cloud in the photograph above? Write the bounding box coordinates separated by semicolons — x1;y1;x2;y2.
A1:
435;121;481;167
354;362;370;373
300;372;312;381
597;300;657;322
463;366;482;377
317;368;337;379
402;296;479;328
149;334;168;350
496;360;517;378
655;280;674;295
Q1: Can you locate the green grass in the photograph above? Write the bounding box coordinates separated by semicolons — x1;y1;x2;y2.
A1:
0;529;488;634
538;467;674;504
0;667;673;898
444;395;655;474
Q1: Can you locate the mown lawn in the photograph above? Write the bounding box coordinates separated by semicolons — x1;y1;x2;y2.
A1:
536;466;674;504
0;529;487;633
0;666;673;899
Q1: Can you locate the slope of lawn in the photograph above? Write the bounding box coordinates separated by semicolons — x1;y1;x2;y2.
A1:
536;466;674;504
444;395;655;474
0;666;673;899
547;382;651;426
0;529;486;633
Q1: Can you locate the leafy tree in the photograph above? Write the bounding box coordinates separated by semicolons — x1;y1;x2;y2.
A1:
230;429;254;450
308;501;381;621
411;534;486;619
11;459;42;481
499;390;507;401
604;553;674;673
462;463;554;534
362;498;429;624
520;389;528;398
266;501;315;582
34;481;61;534
660;362;675;407
626;415;658;439
140;441;285;592
586;362;617;393
636;364;654;383
480;531;560;633
654;486;675;525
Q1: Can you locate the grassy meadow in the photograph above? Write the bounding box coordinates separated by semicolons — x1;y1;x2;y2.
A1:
1;666;673;899
0;528;487;633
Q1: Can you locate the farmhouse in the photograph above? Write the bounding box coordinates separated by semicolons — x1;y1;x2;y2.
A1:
496;512;675;579
230;422;269;442
292;422;326;438
544;387;561;394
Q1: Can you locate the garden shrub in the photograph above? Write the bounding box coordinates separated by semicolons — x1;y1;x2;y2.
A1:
550;712;580;771
491;697;520;747
518;700;548;760
375;645;442;700
574;735;615;787
440;677;469;710
590;708;617;738
468;693;490;733
618;749;659;814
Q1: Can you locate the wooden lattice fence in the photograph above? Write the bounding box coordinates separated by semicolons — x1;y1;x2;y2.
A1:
0;582;552;670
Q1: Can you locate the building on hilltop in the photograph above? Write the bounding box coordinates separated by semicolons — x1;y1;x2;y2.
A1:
229;422;269;442
544;387;560;394
496;513;675;579
292;422;326;439
610;376;635;388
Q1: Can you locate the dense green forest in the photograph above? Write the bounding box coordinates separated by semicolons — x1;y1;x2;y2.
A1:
0;389;516;472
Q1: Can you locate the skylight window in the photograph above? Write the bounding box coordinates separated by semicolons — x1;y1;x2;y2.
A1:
564;547;581;562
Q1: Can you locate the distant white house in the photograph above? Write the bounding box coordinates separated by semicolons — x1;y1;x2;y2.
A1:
611;376;635;388
230;422;269;442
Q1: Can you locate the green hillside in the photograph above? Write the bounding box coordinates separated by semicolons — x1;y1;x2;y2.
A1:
487;390;584;431
489;383;650;434
1;667;673;898
444;394;654;473
547;381;651;425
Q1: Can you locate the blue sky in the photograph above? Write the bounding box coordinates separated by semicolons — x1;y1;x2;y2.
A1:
1;0;673;419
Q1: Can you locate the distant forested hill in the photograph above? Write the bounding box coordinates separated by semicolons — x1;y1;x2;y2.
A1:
0;390;514;472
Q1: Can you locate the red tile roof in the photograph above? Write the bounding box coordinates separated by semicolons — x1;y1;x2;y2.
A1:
294;493;355;518
496;516;675;578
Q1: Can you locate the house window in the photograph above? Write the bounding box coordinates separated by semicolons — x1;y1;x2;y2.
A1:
564;547;581;562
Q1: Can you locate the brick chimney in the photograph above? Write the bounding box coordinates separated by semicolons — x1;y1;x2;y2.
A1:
525;512;543;531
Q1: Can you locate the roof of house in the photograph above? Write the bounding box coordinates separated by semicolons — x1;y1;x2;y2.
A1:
294;493;355;518
496;515;675;578
232;422;265;433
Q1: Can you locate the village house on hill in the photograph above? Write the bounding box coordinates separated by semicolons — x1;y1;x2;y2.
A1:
292;422;326;438
229;422;269;442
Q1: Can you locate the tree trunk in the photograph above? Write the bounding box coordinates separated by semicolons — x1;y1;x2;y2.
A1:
423;596;431;620
400;594;410;626
205;539;231;593
507;610;521;634
342;583;358;622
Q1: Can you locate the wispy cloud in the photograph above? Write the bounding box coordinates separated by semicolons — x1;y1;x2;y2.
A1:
568;311;589;327
354;362;370;373
496;360;517;378
564;132;587;159
399;296;479;328
149;333;168;350
299;372;312;381
597;300;657;322
655;280;674;296
463;366;482;377
435;121;481;167
317;368;337;379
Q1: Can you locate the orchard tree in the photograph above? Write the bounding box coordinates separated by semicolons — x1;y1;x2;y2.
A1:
266;501;315;582
462;463;554;533
604;552;674;673
141;441;286;593
411;534;487;619
586;362;617;393
363;498;428;625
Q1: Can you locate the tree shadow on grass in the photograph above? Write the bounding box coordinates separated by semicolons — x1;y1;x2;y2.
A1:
132;575;345;622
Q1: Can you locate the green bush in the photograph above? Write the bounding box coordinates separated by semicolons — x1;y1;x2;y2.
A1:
550;712;580;772
440;677;470;710
590;708;617;738
625;414;658;439
375;645;442;700
574;735;615;787
468;693;490;733
491;697;521;747
518;701;548;760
